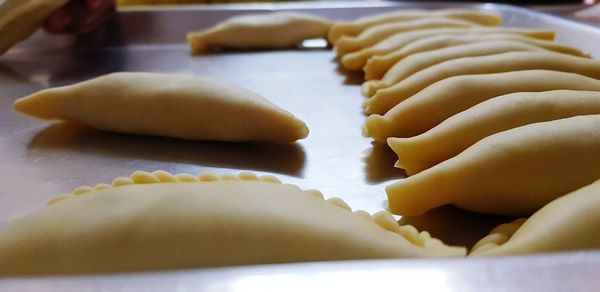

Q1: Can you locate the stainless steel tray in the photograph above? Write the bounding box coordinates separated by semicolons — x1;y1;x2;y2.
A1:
1;1;599;290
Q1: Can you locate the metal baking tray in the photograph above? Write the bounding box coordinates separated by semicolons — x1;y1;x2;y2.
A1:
1;1;599;290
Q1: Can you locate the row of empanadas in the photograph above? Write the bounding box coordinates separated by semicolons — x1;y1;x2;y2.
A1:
14;72;308;143
364;51;600;114
0;171;465;276
328;9;502;43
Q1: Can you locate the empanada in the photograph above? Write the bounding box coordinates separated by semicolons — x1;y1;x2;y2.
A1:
389;90;600;175
0;0;69;55
187;12;332;53
362;35;588;95
386;115;600;216
470;179;600;256
327;9;501;43
365;70;600;142
340;27;555;71
0;170;466;275
14;72;308;142
334;17;481;58
365;51;600;115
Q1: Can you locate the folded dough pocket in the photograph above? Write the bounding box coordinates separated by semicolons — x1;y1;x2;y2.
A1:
470;179;600;256
386;115;600;217
0;170;465;276
0;0;70;54
13;72;309;143
187;12;332;53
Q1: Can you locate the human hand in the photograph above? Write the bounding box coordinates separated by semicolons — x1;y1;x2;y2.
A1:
44;0;116;34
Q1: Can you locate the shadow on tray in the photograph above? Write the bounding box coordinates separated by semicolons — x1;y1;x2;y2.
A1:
399;205;519;249
27;122;306;177
364;141;406;184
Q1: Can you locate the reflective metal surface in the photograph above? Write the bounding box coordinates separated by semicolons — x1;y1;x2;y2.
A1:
1;1;599;289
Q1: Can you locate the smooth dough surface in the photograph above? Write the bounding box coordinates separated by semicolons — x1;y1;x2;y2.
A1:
327;9;501;43
470;179;600;256
13;72;308;142
386;115;600;216
341;27;554;71
362;35;588;95
365;51;600;114
334;17;481;58
365;70;600;142
187;12;332;53
0;171;465;276
0;0;69;55
388;90;600;175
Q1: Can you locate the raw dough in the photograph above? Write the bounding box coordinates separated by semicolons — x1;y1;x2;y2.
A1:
362;35;588;95
388;90;600;175
365;51;600;114
328;9;501;43
187;12;332;53
0;0;69;55
0;170;466;275
13;72;309;142
334;17;481;58
470;179;600;256
340;27;554;71
364;70;600;142
386;115;600;216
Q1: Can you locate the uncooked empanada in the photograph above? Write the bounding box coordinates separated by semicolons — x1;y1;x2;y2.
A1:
365;51;600;114
389;90;600;175
187;12;332;53
386;115;600;216
0;170;465;276
0;0;69;54
334;17;481;57
14;72;308;142
327;9;501;43
362;35;588;95
340;27;554;71
470;179;600;256
365;70;600;142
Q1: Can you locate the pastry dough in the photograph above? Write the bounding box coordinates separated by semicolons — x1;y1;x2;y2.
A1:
364;70;600;142
362;34;589;96
470;179;600;256
340;27;555;71
0;0;69;55
327;9;501;43
334;17;481;58
386;115;600;216
0;170;466;275
361;35;588;95
187;12;332;53
365;51;600;115
13;72;308;142
388;90;600;175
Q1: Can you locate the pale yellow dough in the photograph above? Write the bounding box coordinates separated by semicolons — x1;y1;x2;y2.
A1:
365;51;600;115
0;170;465;276
362;35;588;95
334;17;481;58
187;12;332;53
340;27;554;71
365;70;600;142
386;115;600;216
327;9;501;43
470;179;600;256
0;0;69;55
388;90;600;175
13;72;308;142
